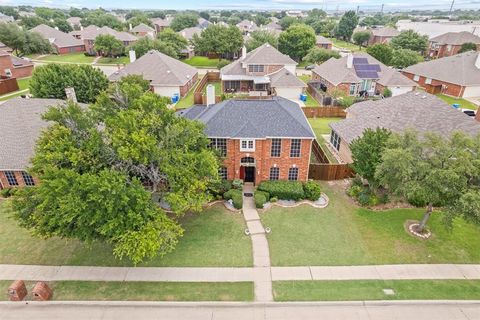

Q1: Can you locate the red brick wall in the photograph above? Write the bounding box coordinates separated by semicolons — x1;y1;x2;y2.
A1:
402;71;465;97
57;45;85;55
0;55;33;79
311;72;353;96
316;43;332;49
368;35;393;45
428;43;479;58
0;171;39;189
246;64;283;76
222;138;312;184
179;73;198;97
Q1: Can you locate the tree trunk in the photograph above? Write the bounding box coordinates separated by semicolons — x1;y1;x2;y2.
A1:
417;203;433;232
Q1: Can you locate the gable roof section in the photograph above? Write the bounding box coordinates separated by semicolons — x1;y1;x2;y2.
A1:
177;97;315;139
243;43;296;65
109;50;197;86
430;31;480;45
269;68;307;88
0;98;67;170
179;26;202;40
372;27;400;37
80;25;137;42
316;35;332;44
150;17;173;27
31;24;84;48
131;23;154;33
403;51;480;86
331;92;480;144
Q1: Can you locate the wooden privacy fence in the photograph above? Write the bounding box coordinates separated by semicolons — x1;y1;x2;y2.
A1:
193;71;221;105
302;106;347;118
0;77;19;95
309;163;354;181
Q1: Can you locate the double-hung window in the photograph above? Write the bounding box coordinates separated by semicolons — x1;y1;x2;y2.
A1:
248;65;264;73
269;167;280;180
271;139;281;157
290;139;301;158
5;171;18;186
240;139;255;152
288;168;298;181
21;172;35;186
209;138;227;157
330;131;341;151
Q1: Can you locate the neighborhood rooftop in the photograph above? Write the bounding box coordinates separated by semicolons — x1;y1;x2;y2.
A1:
404;51;480;86
78;25;137;42
131;23;154;33
371;26;400;37
31;24;84;48
177;97;315;139
109;50;197;86
430;31;480;45
330;91;480;144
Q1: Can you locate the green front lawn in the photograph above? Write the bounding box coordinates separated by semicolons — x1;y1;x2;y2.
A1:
0;202;252;267
0;281;254;301
38;53;95;64
175;79;200;109
0;77;31;101
203;81;222;95
182;56;221;68
96;56;130;65
274;280;480;301
261;182;480;266
436;94;478;110
330;38;359;52
298;75;311;83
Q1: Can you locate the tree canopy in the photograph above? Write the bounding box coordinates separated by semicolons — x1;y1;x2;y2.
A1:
170;13;198;31
303;47;340;65
390;48;423;69
366;43;393;65
191;24;243;58
459;42;478;53
245;29;278;51
336;11;359;40
390;30;428;53
94;34;125;57
279;16;300;30
157;28;188;56
128;37;178;59
0;23;51;57
13;76;220;264
29;64;109;103
278;23;316;61
352;31;371;49
82;10;124;30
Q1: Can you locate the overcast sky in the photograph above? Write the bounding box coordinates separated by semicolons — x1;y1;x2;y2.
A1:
4;0;479;11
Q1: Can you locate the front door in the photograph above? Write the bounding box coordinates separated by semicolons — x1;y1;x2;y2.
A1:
244;166;255;183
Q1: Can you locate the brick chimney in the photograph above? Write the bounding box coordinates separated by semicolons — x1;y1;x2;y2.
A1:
347;53;353;69
475;110;480;122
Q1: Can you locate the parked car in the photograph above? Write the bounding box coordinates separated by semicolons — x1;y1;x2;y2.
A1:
305;65;315;70
463;110;476;117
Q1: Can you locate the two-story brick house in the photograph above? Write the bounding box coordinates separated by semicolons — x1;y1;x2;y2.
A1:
428;31;480;59
220;43;306;101
71;25;137;55
0;51;33;79
177;97;315;184
31;24;85;55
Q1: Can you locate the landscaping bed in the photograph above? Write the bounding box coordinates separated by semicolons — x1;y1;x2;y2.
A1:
0;280;254;301
273;280;480;301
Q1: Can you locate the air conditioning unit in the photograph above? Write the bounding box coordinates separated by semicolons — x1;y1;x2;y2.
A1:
4;69;12;78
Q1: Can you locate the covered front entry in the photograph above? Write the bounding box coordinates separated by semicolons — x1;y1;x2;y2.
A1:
240;157;256;184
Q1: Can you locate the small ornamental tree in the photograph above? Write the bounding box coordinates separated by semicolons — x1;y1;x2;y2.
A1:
350;128;391;186
390;49;423;69
94;34;125;57
366;43;393;65
390;30;428;53
303;47;340;64
458;42;477;53
352;31;371;50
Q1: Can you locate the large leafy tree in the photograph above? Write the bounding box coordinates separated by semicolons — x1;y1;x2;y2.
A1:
127;14;153;28
157;28;188;56
0;24;51;57
350;128;391;186
390;48;423;69
278;24;316;61
170;13;198;32
19;16;51;29
82;10;124;30
246;29;278;51
336;10;359;40
129;37;178;58
54;18;73;33
376;131;477;233
459;42;478;53
192;24;243;59
13;76;219;264
366;43;393;65
29;64;109;103
352;31;371;50
94;34;125;57
390;30;428;53
303;47;340;65
279;16;299;30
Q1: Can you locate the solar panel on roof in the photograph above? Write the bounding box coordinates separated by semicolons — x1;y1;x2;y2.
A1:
356;71;379;79
353;57;368;64
354;64;381;71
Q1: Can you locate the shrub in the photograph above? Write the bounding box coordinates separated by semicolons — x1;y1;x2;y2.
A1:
0;187;12;198
209;179;232;197
303;180;321;201
256;190;270;201
217;59;230;69
347;185;362;198
358;191;371;206
232;179;244;189
254;192;267;208
223;189;243;209
383;87;392;98
257;181;305;201
369;194;380;206
270;197;278;202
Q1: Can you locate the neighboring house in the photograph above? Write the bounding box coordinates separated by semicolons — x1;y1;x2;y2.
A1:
428;31;480;59
396;20;480;39
263;21;282;32
329;92;480;163
197;17;211;29
109;50;198;99
150;16;173;33
130;23;156;38
236;20;258;35
316;35;333;49
177;97;315;184
368;27;399;45
0;12;14;23
0;51;33;79
179;27;202;58
402;51;480;98
0;97;70;189
31;24;85;54
312;52;417;97
220;43;306;101
74;25;137;55
66;17;82;29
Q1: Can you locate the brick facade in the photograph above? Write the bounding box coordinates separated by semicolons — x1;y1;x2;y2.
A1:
428;43;480;59
402;71;465;97
316;43;332;49
0;55;33;79
221;138;312;184
179;73;198;97
0;171;39;189
311;72;354;96
245;64;283;76
56;44;85;55
368;35;394;45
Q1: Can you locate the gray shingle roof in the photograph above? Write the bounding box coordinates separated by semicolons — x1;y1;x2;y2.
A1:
269;68;307;88
0;98;67;170
79;25;137;42
177;97;315;139
316;35;332;45
330;92;480;144
371;27;400;37
179;27;202;40
31;24;84;48
430;31;480;45
151;17;173;27
313;52;416;87
131;23;154;33
109;50;198;86
403;51;480;86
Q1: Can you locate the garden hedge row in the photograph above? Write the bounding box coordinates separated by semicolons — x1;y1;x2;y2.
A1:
257;181;305;201
223;189;243;209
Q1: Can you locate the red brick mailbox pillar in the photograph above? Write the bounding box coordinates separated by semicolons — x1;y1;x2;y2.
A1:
7;280;28;301
32;282;53;301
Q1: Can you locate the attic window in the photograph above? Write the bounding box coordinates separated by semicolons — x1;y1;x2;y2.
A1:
248;65;264;73
240;139;255;152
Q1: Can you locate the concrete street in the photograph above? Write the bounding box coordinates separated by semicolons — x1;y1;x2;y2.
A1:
0;301;479;320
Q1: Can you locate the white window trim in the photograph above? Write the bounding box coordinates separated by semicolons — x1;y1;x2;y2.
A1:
425;78;432;84
413;74;420;81
240;139;255;152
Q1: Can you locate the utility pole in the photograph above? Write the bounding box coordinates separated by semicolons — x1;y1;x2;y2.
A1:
381;4;384;14
449;0;455;18
356;5;359;15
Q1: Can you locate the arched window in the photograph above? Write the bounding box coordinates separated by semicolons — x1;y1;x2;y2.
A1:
240;157;255;166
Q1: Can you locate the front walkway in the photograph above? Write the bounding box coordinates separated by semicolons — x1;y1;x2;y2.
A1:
242;183;273;302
